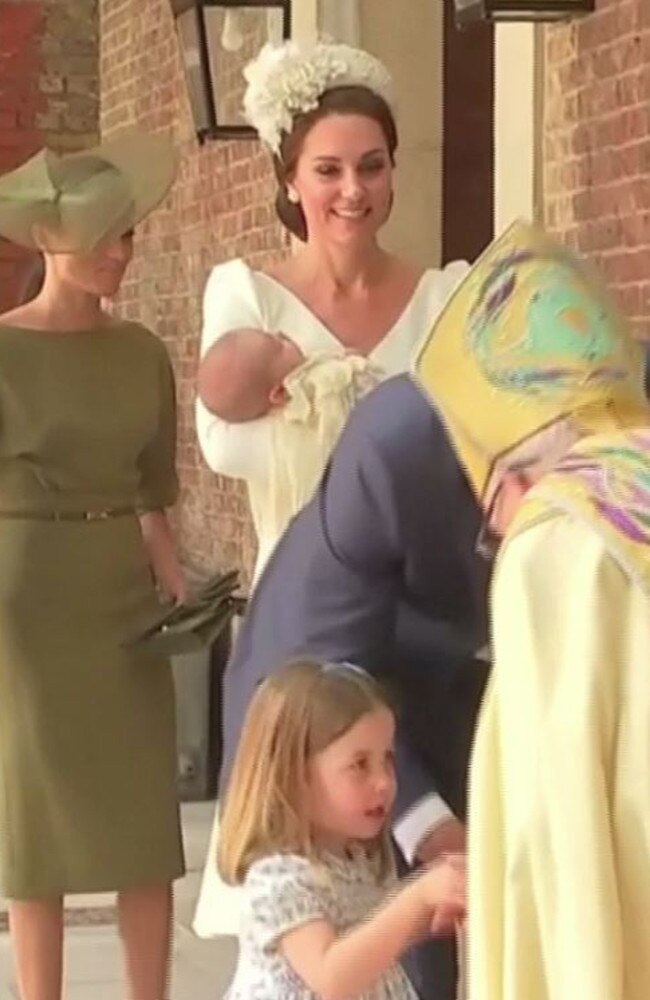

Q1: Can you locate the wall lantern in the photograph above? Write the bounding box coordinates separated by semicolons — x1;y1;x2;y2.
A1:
170;0;292;143
454;0;595;26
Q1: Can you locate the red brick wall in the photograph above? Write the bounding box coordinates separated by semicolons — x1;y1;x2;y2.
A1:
543;1;650;337
0;1;45;309
0;0;99;311
100;0;289;585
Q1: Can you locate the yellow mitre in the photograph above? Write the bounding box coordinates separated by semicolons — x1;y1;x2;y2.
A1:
413;219;648;502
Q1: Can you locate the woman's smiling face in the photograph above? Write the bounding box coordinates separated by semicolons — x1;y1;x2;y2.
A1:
289;112;394;249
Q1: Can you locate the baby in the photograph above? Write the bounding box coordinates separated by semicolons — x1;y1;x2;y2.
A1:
198;327;384;580
198;328;307;422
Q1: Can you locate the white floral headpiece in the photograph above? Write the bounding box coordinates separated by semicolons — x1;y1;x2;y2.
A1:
243;40;395;154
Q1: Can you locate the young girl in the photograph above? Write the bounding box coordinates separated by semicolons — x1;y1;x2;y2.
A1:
219;659;466;1000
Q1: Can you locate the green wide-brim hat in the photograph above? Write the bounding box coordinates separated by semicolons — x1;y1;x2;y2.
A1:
0;129;177;253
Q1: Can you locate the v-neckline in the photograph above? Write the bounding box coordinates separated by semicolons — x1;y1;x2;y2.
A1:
253;268;429;358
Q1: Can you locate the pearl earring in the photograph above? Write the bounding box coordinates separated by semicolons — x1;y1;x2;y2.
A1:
287;188;300;204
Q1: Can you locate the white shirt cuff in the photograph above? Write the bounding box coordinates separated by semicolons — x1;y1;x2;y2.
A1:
392;794;453;866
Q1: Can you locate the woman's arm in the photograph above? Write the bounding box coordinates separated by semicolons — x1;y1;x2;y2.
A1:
279;858;465;1000
196;261;272;481
139;509;187;605
137;337;186;603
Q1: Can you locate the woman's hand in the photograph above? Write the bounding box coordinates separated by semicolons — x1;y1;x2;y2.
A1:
153;555;188;606
139;510;187;605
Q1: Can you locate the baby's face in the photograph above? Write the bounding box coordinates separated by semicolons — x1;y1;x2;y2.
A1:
267;331;304;381
236;329;304;414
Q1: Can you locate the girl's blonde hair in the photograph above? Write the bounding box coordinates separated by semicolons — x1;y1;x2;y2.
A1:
218;659;394;884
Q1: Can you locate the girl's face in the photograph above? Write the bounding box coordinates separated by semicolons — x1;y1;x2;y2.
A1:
45;232;134;298
306;706;396;849
290;113;393;250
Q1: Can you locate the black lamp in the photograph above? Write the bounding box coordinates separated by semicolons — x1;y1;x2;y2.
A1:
170;0;292;143
454;0;595;25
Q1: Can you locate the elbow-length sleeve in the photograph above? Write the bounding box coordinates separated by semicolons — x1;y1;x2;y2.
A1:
195;260;272;482
137;338;179;511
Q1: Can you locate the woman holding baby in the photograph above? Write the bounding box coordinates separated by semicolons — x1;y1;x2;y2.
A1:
193;36;471;988
195;39;468;583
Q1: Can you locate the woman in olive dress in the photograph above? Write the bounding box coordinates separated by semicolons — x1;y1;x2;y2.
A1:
0;132;186;1000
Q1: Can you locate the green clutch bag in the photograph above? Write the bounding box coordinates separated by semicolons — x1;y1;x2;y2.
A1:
125;570;246;657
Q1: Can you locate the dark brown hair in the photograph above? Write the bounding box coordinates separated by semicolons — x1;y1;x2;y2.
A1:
273;85;398;242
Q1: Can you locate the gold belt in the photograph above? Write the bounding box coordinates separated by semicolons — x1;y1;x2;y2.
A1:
0;507;135;522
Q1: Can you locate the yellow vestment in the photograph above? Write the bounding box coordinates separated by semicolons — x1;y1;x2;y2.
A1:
413;220;650;1000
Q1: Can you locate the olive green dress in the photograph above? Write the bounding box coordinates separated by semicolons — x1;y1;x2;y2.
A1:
0;320;185;898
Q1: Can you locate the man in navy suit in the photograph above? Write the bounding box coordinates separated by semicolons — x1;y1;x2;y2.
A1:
219;373;491;1000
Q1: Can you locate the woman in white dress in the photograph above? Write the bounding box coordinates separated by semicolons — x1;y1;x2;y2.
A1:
194;39;468;939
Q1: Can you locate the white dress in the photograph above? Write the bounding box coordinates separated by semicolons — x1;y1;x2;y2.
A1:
193;256;468;939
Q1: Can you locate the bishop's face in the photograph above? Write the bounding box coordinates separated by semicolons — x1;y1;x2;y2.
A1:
476;417;584;555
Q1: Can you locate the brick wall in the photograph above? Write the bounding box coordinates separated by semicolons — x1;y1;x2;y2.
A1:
0;0;99;311
100;0;289;585
543;1;650;337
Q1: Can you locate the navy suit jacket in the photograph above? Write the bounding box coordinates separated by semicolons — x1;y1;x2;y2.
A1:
220;374;491;823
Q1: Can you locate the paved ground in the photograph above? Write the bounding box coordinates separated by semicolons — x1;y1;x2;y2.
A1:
0;801;238;999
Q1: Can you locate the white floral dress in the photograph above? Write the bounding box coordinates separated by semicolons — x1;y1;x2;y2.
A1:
225;850;419;1000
